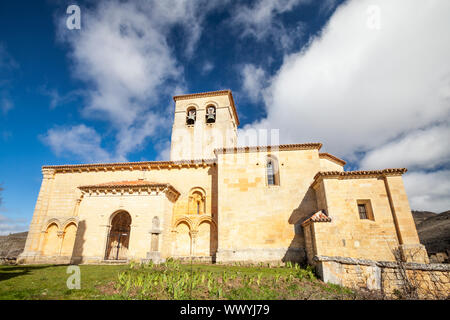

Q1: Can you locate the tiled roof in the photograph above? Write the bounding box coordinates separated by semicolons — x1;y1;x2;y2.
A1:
215;143;323;155
314;168;407;180
173;89;240;126
319;152;346;166
311;168;407;188
42;159;216;171
301;210;332;226
82;180;161;187
78;181;180;196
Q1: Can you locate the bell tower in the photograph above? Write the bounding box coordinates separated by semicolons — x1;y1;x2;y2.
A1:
170;90;239;161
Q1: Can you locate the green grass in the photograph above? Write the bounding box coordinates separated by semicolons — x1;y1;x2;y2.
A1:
0;261;365;300
0;264;128;299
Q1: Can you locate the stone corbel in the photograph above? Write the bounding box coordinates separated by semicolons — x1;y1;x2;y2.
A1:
42;168;56;180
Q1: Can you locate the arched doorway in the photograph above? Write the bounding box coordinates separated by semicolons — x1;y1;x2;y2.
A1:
105;211;132;260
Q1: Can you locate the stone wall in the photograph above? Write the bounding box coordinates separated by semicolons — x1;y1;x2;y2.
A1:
215;145;330;263
18;162;217;264
315;255;450;299
308;170;429;264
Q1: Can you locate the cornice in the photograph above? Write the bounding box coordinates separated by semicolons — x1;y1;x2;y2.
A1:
42;159;216;173
78;181;180;202
311;168;408;188
214;143;323;155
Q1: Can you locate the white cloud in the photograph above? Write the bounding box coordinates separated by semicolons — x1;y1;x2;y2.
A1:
0;44;17;116
249;0;450;158
40;124;112;163
230;0;310;51
202;61;214;75
0;44;18;70
403;170;450;213
243;0;450;211
0;214;28;236
38;85;84;109
154;140;171;161
241;64;267;103
360;124;450;170
231;0;307;39
54;0;224;161
60;1;181;127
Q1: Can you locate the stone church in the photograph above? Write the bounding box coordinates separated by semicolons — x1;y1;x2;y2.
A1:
18;90;429;269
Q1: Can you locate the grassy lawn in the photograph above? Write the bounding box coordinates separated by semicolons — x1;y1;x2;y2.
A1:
0;261;368;300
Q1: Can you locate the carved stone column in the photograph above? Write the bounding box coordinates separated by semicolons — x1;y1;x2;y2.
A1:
146;229;162;263
57;230;65;256
190;230;198;256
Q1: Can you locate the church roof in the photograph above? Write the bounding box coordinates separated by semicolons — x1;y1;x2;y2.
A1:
173;89;240;126
42;159;216;172
215;143;323;155
311;168;408;188
78;181;180;199
319;152;346;166
81;180;163;187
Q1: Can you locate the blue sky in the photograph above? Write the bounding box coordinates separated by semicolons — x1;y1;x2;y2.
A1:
0;0;449;234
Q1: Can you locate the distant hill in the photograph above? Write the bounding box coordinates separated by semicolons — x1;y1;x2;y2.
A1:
0;231;28;263
411;210;437;226
412;210;450;262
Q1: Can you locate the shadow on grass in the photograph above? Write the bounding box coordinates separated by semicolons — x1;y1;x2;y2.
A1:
0;265;55;282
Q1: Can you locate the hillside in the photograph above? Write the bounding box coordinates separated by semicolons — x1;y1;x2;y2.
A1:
0;232;27;264
411;210;437;226
412;210;450;253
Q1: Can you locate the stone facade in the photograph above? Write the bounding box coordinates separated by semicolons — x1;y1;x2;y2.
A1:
18;90;429;281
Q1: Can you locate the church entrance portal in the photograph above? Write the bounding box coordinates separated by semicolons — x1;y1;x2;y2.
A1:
105;211;131;260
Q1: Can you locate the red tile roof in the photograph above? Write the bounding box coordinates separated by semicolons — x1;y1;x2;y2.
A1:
301;210;332;226
215;143;322;155
319;152;346;166
78;181;180;196
87;180;160;187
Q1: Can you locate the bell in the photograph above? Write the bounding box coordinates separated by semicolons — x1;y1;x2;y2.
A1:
206;109;216;123
186;111;196;124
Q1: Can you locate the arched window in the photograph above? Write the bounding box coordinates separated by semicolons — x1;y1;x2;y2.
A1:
186;107;196;125
267;155;280;186
188;187;206;215
205;105;216;123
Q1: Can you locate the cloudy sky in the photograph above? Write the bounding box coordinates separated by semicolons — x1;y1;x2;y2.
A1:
0;0;449;234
